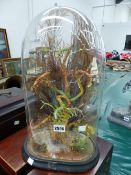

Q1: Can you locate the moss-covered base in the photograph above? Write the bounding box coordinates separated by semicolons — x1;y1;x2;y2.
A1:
22;137;99;173
27;129;95;161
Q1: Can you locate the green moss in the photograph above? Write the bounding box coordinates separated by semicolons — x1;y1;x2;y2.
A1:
70;137;89;153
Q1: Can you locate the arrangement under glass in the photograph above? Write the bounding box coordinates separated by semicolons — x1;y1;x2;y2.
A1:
22;6;104;173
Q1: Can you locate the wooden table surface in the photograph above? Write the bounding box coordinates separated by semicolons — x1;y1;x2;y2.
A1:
0;128;31;175
0;127;113;175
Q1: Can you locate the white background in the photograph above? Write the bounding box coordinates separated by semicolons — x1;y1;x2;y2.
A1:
0;0;131;57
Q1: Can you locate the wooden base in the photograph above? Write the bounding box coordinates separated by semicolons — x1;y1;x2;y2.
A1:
0;128;113;175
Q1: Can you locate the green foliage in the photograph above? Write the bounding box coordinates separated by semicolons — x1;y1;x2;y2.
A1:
41;47;50;54
33;45;93;130
71;136;89;153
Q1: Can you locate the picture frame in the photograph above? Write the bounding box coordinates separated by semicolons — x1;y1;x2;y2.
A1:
0;28;11;59
0;60;3;79
2;58;21;77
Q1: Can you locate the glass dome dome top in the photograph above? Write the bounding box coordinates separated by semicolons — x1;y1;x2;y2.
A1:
22;6;105;173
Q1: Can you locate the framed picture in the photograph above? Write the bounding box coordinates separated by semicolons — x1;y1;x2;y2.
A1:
2;58;21;77
0;60;3;79
0;28;11;59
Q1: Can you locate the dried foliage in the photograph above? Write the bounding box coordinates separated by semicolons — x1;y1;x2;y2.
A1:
27;8;97;156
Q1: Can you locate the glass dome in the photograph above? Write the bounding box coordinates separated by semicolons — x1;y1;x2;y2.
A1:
22;6;105;173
